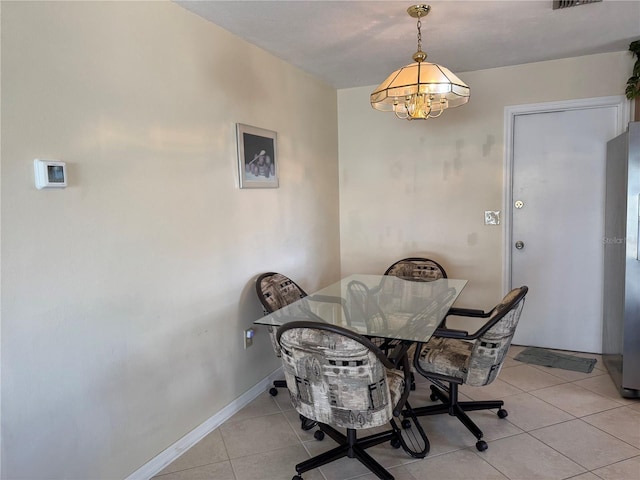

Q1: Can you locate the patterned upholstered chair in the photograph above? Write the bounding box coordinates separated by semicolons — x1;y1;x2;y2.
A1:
384;257;447;281
383;255;449;330
255;272;308;397
345;279;388;335
411;286;528;452
277;321;428;480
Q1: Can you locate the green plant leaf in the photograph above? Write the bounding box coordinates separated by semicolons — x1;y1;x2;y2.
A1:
626;39;640;99
626;81;640;100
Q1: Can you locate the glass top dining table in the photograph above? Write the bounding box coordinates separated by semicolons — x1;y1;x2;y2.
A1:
254;274;467;344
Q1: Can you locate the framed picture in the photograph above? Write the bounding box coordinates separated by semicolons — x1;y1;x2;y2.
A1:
236;123;278;188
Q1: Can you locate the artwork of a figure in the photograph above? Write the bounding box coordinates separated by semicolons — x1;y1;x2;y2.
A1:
237;124;278;188
246;150;275;178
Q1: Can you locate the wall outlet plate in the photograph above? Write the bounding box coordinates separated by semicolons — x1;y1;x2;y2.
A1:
244;328;255;349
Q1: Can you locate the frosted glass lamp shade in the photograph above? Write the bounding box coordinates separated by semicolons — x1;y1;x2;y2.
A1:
370;61;470;119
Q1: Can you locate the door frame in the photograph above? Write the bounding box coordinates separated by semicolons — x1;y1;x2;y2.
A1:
502;96;630;293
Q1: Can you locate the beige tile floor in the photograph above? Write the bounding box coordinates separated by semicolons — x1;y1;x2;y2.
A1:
153;346;640;480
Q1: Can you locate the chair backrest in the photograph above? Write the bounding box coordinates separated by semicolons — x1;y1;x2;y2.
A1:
256;272;308;357
256;272;307;313
384;257;447;281
277;321;406;429
346;280;388;334
466;286;528;387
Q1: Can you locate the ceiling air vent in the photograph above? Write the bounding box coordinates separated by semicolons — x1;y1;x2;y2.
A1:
553;0;601;9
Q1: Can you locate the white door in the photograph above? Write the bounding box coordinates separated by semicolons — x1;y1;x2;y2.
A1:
510;102;622;353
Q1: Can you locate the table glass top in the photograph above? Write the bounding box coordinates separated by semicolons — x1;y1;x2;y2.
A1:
254;274;467;343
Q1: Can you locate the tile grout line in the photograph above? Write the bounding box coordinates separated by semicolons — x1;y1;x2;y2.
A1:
527;417;640;474
579;409;640;452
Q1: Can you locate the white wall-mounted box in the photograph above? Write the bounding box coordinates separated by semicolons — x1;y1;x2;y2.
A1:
34;159;67;189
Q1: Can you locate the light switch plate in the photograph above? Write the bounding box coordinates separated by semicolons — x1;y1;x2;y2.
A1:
485;211;500;225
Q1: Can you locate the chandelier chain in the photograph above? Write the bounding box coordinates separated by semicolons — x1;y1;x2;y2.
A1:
416;17;422;52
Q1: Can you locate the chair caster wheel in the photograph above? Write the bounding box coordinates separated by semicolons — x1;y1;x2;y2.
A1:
313;430;325;441
430;393;438;402
293;475;303;480
476;440;488;451
301;417;317;431
390;437;402;449
497;408;508;419
269;387;278;396
401;419;411;429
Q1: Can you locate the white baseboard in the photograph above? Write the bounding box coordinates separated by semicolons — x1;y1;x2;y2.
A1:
125;367;284;480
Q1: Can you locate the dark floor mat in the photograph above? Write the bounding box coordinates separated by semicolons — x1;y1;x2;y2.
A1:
514;347;596;373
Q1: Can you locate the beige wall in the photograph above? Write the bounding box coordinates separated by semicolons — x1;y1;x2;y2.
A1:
0;2;339;478
338;51;631;308
1;1;635;477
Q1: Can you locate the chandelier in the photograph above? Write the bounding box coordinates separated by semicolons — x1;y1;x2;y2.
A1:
370;5;470;120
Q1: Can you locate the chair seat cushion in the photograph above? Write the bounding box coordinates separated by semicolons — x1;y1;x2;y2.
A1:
385;312;416;330
417;337;473;381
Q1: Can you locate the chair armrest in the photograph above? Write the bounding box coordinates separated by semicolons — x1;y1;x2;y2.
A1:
446;307;490;318
432;327;469;339
440;306;490;329
307;294;345;305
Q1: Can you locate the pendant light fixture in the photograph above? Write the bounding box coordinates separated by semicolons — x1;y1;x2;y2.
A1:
370;5;470;120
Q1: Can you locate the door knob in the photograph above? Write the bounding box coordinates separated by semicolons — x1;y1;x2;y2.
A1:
515;241;525;250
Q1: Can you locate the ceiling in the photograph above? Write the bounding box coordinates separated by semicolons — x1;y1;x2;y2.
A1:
176;0;640;89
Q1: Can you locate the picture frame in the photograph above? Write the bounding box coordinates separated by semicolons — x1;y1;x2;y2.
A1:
236;123;278;189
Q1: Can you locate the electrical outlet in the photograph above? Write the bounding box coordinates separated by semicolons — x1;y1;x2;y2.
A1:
244;328;255;349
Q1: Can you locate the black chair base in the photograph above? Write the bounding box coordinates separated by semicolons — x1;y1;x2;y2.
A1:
410;383;507;452
293;424;398;480
292;411;429;480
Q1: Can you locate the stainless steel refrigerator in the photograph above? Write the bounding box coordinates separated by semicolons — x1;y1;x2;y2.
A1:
603;121;640;398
